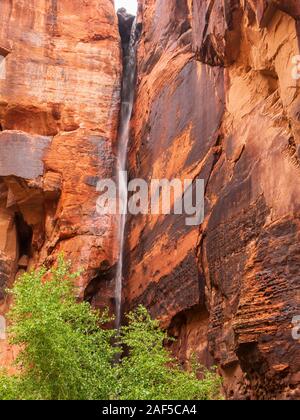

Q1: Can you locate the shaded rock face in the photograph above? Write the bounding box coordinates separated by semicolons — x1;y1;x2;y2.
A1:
0;0;121;365
117;8;136;53
125;0;300;399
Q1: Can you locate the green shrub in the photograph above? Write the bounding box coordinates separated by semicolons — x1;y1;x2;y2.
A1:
0;256;222;400
116;306;222;400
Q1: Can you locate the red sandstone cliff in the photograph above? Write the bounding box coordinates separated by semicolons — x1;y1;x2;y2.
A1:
126;0;300;399
0;0;121;365
0;0;299;400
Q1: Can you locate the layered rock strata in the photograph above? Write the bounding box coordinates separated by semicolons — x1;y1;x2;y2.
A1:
125;0;300;400
0;0;121;366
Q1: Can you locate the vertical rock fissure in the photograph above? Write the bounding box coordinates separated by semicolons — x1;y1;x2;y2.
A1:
115;10;139;329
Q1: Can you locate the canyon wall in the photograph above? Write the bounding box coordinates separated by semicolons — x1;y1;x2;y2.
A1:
0;0;121;365
126;0;300;399
0;0;299;400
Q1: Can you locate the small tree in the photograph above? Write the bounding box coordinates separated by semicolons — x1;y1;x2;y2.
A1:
117;306;222;400
0;256;118;400
0;257;222;400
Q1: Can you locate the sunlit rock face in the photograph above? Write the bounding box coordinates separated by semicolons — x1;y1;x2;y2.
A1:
0;0;122;366
126;0;300;399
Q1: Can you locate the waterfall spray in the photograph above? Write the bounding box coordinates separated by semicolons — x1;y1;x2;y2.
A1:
115;18;138;329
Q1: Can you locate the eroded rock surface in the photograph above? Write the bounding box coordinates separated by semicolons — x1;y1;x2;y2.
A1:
0;0;121;366
126;0;300;399
0;0;299;400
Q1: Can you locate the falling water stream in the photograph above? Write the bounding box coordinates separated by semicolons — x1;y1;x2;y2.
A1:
115;18;138;329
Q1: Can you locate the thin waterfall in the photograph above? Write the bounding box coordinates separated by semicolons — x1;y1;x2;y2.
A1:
115;18;138;329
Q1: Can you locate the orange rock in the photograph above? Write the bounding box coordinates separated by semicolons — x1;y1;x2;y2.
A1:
126;0;300;400
0;0;122;368
0;0;299;400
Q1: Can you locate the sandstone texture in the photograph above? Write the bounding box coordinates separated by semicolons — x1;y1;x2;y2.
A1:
0;0;121;366
126;0;300;399
0;0;299;401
